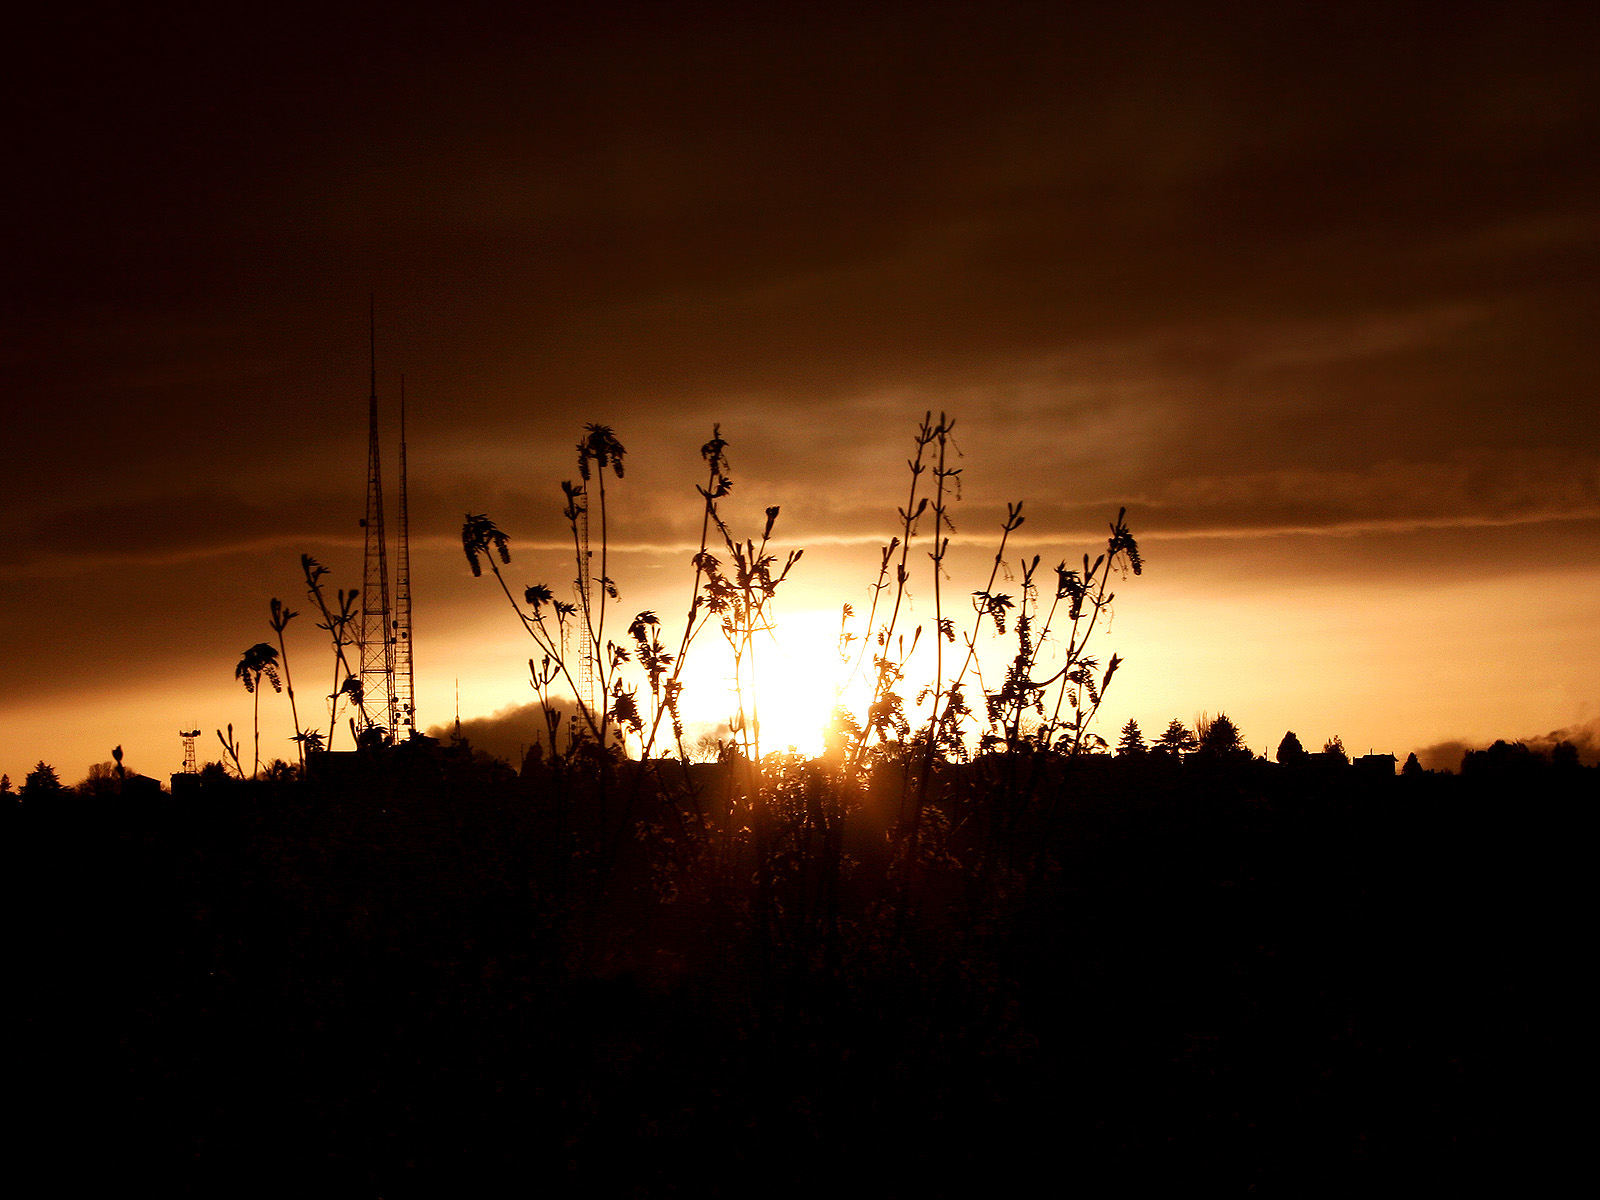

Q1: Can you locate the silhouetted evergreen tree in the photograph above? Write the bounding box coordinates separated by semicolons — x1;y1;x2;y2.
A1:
1116;718;1147;757
1319;736;1349;767
1402;752;1424;776
1153;719;1197;760
21;761;63;799
1197;712;1247;759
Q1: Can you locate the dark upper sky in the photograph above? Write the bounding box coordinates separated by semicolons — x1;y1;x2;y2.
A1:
3;1;1598;776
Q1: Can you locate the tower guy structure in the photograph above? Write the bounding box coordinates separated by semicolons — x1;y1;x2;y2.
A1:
355;305;413;742
392;378;416;740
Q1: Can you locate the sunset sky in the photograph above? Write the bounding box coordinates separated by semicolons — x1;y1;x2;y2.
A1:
4;2;1597;783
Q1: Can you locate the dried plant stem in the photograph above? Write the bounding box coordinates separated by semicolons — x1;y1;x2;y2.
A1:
270;599;303;766
845;413;936;772
909;413;959;836
301;556;358;753
935;500;1026;750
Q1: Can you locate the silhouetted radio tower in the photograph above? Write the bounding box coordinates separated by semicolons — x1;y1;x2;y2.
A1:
357;302;398;739
392;376;415;741
179;728;200;775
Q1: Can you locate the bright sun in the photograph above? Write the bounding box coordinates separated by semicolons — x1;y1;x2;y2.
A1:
675;608;855;759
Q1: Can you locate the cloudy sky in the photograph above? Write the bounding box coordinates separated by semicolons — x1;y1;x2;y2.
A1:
4;1;1597;781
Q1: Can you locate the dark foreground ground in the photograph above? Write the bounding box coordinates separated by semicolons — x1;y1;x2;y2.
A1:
6;754;1587;1195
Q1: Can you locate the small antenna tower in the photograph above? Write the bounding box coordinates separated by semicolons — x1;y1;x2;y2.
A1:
179;728;200;775
357;299;398;740
392;375;415;741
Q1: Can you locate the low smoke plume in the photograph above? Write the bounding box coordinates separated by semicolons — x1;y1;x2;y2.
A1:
1412;715;1600;772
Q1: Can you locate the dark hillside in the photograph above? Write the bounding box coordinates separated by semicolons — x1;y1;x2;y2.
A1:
6;751;1586;1193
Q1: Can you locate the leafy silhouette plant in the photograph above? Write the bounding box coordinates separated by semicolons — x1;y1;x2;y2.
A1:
301;555;359;752
449;414;1142;954
575;423;627;744
463;512;606;749
269;598;303;765
695;452;803;768
234;643;282;778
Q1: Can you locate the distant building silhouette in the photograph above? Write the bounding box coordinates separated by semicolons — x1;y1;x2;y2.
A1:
1354;753;1396;777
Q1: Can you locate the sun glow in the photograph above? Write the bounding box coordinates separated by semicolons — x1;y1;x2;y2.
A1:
675;607;861;759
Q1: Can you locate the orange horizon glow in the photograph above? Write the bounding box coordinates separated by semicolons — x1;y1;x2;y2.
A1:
5;5;1598;790
11;522;1593;788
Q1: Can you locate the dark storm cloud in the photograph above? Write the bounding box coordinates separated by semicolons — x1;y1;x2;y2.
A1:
0;490;343;575
3;0;1598;721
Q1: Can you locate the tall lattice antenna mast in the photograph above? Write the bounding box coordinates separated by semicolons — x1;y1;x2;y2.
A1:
392;375;415;741
179;728;199;775
357;299;398;740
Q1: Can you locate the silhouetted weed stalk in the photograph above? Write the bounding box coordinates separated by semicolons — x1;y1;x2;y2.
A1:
462;425;650;755
214;722;245;779
459;417;1143;773
301;555;361;752
233;642;281;779
268;598;303;765
454;416;1139;963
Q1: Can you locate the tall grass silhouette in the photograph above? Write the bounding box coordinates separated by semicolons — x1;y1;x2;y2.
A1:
445;415;1145;974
